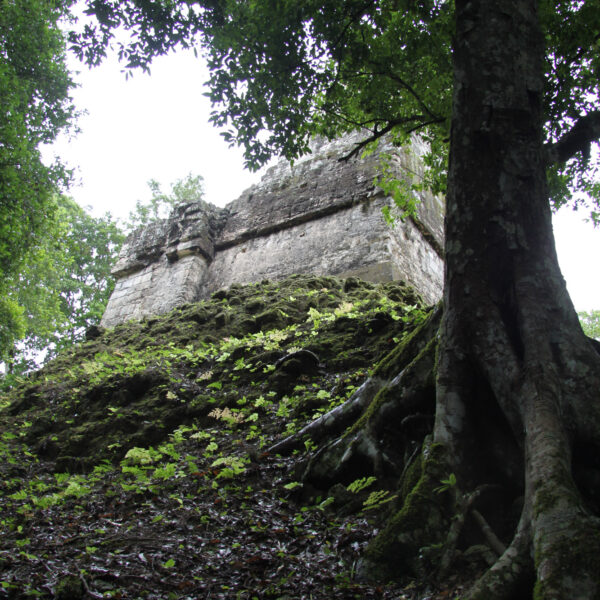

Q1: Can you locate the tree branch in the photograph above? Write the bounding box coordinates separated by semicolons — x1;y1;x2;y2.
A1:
339;121;403;161
563;32;600;72
329;1;374;57
546;111;600;164
340;116;445;161
318;105;389;130
367;61;441;122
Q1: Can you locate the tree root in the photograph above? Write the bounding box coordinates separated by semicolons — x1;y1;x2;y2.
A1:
471;509;506;557
465;515;532;600
268;376;387;455
270;306;442;459
356;438;450;582
269;291;600;597
269;310;439;490
296;334;437;486
437;484;504;580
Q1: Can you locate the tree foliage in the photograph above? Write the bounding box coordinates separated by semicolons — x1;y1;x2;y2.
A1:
1;197;124;374
541;0;600;214
579;309;600;339
0;0;77;284
126;173;204;231
1;171;205;376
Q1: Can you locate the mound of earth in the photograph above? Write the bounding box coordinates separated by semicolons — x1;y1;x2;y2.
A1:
0;275;472;599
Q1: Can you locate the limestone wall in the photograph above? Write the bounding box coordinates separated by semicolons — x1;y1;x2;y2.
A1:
207;198;442;300
101;133;444;328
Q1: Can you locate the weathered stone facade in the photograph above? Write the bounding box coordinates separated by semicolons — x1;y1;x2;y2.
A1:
101;133;444;328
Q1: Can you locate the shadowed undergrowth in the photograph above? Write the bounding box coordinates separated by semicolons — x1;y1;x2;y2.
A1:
0;274;474;599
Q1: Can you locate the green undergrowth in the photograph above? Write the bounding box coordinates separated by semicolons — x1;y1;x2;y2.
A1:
1;274;425;471
0;274;437;599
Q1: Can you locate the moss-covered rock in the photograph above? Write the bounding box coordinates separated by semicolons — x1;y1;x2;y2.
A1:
0;274;453;599
1;274;427;471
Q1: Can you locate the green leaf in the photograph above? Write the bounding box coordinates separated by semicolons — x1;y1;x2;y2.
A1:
579;310;600;339
347;476;377;494
283;481;303;490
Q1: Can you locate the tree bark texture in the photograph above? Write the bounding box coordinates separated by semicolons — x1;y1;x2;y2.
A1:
294;1;600;596
437;0;600;597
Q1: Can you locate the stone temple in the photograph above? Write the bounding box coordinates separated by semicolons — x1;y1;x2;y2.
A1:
100;132;444;328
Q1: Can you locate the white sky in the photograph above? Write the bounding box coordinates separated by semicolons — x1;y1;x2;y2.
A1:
46;50;264;219
46;48;600;313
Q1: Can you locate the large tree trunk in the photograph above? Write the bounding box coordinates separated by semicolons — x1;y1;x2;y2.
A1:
435;0;600;597
287;0;600;597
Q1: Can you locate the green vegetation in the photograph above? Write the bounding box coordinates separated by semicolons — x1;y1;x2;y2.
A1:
1;197;124;374
579;310;600;340
71;2;600;219
0;0;75;285
2;275;423;468
0;0;80;373
0;274;439;598
1;172;207;379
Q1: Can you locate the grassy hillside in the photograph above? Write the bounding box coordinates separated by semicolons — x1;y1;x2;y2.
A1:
0;275;461;599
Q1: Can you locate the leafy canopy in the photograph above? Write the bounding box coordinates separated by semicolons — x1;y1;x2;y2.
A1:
126;173;205;231
1;170;205;376
1;197;124;374
540;0;600;214
0;0;77;283
69;1;600;219
578;310;600;340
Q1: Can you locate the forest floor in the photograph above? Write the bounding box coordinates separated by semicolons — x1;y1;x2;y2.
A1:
0;275;477;599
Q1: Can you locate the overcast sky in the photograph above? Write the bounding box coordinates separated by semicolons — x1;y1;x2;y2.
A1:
45;48;600;312
45;50;265;218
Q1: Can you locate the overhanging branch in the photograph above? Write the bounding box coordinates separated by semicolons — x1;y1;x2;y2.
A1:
340;116;445;161
546;111;600;164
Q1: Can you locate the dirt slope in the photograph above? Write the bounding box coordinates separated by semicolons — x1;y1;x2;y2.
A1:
0;275;467;599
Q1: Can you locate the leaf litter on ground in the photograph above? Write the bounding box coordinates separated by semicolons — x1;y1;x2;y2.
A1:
0;275;468;599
